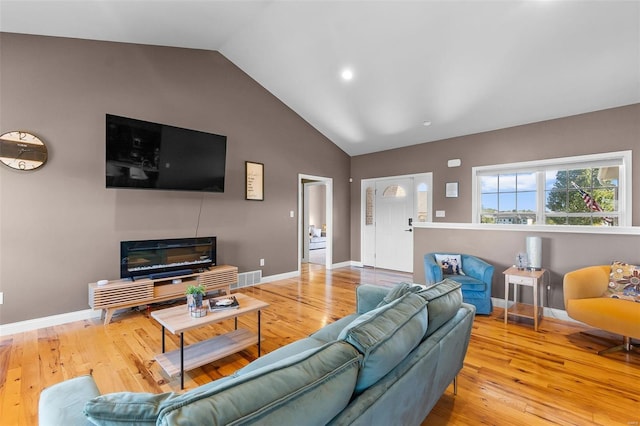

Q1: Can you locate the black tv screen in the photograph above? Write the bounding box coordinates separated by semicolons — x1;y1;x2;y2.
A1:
106;114;227;192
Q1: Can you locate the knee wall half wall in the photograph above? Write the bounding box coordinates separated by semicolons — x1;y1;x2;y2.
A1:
413;225;640;310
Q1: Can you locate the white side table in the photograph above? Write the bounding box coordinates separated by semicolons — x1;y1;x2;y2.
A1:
503;266;546;331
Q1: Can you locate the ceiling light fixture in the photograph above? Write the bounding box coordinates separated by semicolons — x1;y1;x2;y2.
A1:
341;68;354;81
423;121;432;127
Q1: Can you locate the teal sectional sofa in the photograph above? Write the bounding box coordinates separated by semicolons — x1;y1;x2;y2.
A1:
39;280;475;425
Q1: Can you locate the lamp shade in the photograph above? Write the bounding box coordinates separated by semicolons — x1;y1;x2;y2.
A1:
526;236;542;270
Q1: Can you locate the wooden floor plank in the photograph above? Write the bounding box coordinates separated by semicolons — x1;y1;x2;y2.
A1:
1;264;638;425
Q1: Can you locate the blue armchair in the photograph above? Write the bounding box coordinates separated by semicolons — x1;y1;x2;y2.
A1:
424;253;494;314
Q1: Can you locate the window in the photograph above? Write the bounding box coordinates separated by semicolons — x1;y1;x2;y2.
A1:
416;182;429;223
472;151;632;227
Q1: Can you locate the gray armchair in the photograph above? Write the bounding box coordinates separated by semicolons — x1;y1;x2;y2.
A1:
424;252;494;314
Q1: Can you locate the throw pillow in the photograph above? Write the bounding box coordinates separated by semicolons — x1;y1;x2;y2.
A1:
606;261;640;302
434;254;465;276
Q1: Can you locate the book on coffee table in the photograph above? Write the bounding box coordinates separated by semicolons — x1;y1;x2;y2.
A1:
209;296;240;312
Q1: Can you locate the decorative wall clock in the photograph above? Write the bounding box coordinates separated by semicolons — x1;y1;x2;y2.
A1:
0;131;48;171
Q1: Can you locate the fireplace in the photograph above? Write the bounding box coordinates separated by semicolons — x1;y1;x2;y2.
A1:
120;237;216;280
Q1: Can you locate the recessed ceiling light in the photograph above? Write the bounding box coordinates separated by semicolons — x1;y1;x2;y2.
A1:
341;68;354;81
423;121;432;127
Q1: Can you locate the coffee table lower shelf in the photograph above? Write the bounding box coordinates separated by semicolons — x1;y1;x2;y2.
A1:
155;328;260;378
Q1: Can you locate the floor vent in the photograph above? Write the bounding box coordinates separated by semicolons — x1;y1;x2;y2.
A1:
235;270;262;289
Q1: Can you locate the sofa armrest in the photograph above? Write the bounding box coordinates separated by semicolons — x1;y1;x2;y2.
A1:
563;265;610;306
39;375;101;426
424;254;443;285
462;255;494;285
356;284;390;314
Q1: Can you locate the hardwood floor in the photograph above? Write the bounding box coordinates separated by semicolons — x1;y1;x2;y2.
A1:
1;264;639;425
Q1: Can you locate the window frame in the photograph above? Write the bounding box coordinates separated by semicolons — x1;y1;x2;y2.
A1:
471;151;632;227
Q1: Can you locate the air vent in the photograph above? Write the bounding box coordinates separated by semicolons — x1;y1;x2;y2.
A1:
235;270;262;289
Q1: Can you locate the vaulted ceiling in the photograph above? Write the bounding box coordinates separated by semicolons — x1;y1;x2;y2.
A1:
1;1;639;155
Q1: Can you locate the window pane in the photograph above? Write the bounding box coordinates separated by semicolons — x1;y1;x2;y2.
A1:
567;168;592;188
498;192;516;212
569;190;591;212
498;174;516;191
568;216;594;226
596;188;616;211
516;191;536;212
382;185;406;198
596;166;619;186
546;215;567;225
516;172;536;191
481;193;498;212
546;170;566;190
546;189;566;212
480;175;498;193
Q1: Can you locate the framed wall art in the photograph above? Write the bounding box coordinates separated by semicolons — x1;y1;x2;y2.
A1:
245;161;264;201
445;182;458;198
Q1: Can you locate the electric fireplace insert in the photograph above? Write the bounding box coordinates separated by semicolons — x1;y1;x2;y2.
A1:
120;236;216;280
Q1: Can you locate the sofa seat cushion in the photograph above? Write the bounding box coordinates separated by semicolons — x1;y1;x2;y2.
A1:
338;292;428;393
415;279;463;337
567;297;640;340
444;274;486;292
156;341;362;425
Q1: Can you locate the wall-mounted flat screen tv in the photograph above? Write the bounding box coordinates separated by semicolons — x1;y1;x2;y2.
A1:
106;114;227;192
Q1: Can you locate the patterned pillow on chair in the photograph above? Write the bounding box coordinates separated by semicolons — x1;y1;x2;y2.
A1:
606;261;640;302
434;254;465;276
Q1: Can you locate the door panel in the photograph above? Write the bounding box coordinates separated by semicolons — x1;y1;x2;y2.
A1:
374;178;413;272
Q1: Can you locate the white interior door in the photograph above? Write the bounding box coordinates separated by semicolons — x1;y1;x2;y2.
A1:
374;177;414;272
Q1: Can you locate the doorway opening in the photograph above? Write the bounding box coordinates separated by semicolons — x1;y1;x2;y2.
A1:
298;174;333;271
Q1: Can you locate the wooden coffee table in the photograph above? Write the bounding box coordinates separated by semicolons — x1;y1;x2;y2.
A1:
151;293;269;389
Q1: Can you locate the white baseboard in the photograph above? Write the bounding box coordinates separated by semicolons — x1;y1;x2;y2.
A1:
1;309;102;337
260;270;300;283
491;297;576;322
330;260;358;269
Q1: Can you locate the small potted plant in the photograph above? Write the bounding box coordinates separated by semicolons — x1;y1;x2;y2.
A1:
186;284;207;317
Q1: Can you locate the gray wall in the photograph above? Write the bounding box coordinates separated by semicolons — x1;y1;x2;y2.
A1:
0;33;351;324
352;104;640;309
2;32;639;323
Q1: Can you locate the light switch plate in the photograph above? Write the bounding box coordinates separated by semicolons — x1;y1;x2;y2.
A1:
435;210;446;217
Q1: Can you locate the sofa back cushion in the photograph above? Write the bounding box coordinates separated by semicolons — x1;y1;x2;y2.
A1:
416;279;463;337
338;292;428;393
156;341;361;425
